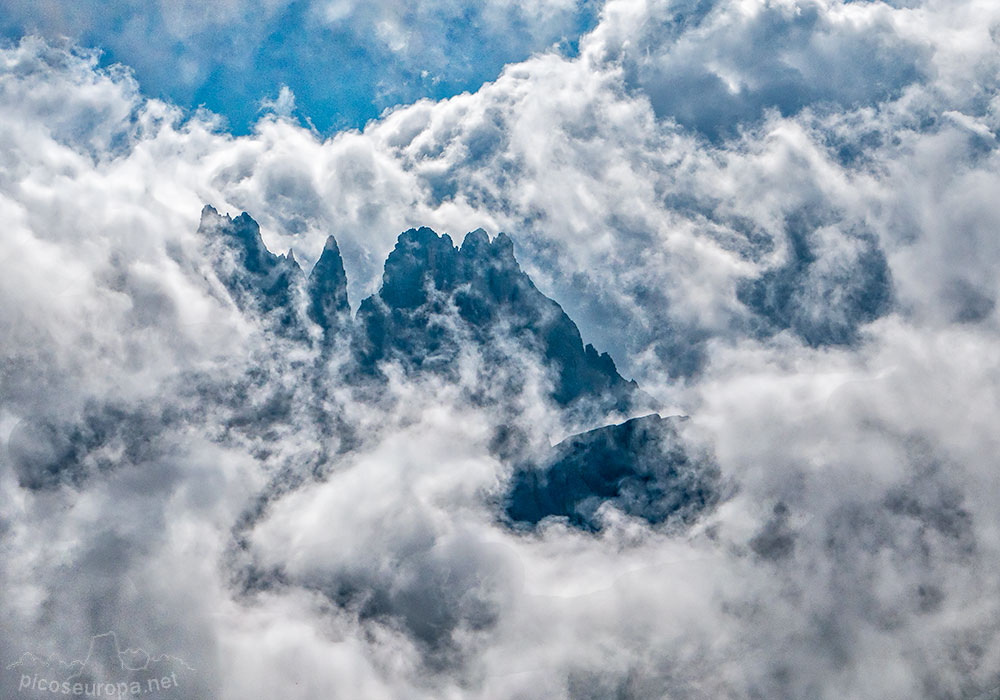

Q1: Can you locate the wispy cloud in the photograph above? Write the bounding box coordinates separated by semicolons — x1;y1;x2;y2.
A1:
2;0;1000;696
0;0;599;134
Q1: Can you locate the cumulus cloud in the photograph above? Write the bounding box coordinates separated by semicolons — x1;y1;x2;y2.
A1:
3;0;1000;697
0;0;599;133
589;0;931;140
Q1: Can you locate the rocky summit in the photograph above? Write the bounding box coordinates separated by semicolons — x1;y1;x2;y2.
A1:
199;206;641;411
354;225;639;408
200;206;304;335
198;207;720;532
505;414;722;531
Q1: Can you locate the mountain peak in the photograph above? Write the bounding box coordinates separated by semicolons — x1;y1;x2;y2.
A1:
458;228;518;269
357;225;639;409
379;227;458;309
200;203;219;221
198;208;303;335
307;233;350;334
460;228;490;252
492;231;514;257
198;209;640;411
505;414;721;531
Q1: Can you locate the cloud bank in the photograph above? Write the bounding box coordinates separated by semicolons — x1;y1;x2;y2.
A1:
3;0;1000;697
0;0;599;133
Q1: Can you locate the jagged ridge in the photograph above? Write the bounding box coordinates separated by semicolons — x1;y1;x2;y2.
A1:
198;207;721;533
199;207;639;410
355;225;637;407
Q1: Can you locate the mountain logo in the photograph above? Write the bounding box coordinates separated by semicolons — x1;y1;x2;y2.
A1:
5;632;195;698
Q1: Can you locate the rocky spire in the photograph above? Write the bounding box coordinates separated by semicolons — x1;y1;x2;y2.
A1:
378;227;458;309
356;225;640;409
197;207;640;410
198;206;303;336
307;235;350;336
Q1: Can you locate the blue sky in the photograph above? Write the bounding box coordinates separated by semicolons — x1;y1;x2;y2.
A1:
0;0;600;133
4;1;1000;697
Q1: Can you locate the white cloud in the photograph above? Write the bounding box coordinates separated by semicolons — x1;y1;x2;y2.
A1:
259;85;297;119
3;0;1000;695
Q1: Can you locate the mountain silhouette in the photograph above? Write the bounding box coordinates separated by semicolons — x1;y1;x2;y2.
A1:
307;234;351;337
9;208;721;534
505;414;722;531
194;208;721;532
199;205;304;336
199;208;641;411
354;225;639;408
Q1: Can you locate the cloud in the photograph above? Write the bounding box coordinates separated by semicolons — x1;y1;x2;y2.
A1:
3;0;1000;696
587;0;931;140
0;0;599;134
259;85;297;119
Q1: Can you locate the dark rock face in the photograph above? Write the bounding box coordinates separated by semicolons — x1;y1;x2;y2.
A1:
194;208;719;533
505;414;722;531
355;226;639;408
198;205;305;335
307;235;351;335
198;211;636;409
